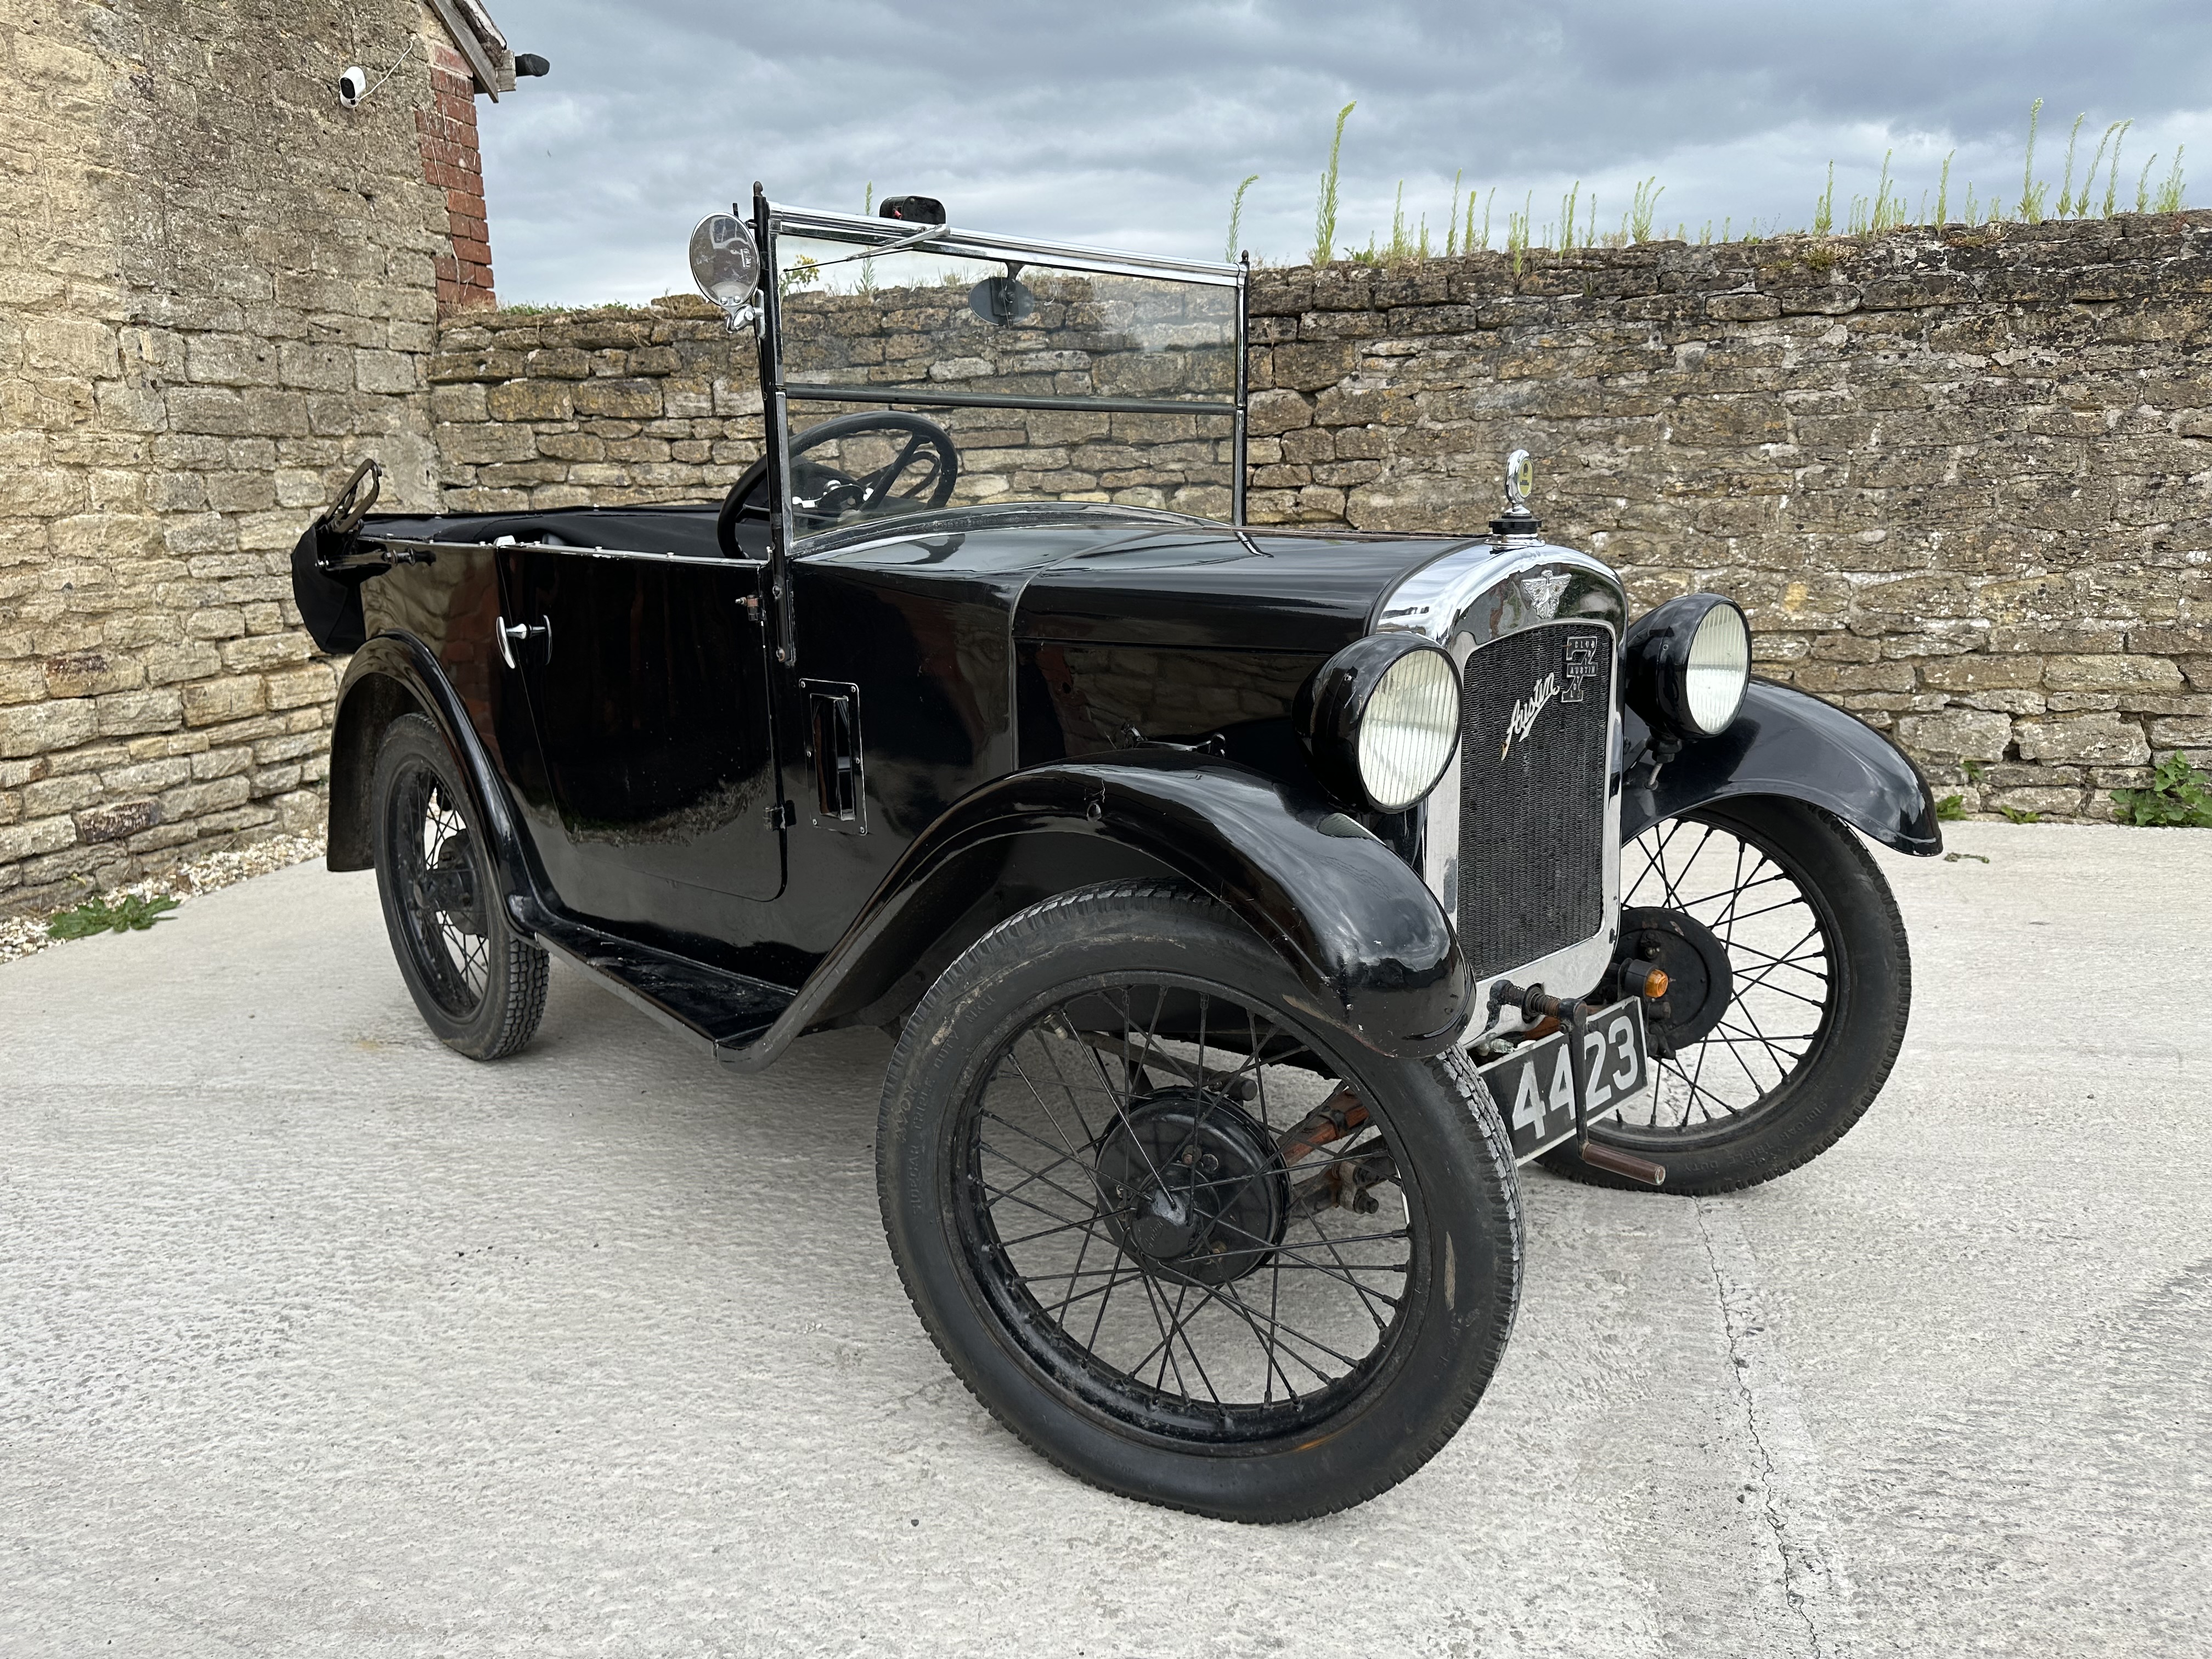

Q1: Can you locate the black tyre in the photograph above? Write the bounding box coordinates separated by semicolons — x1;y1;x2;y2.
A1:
877;881;1523;1522
370;713;548;1061
1543;796;1910;1195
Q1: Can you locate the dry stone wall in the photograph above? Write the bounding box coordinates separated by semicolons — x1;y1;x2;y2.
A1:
435;215;2212;821
10;173;2212;910
1243;216;2212;821
0;0;476;912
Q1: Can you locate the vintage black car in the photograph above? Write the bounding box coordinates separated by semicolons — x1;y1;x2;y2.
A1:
292;191;1940;1522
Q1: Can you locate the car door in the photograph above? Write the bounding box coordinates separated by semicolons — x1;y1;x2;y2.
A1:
495;540;785;920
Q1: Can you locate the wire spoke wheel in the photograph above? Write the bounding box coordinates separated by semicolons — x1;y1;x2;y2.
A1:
1551;797;1912;1195
1614;811;1835;1142
880;882;1522;1520
957;981;1417;1440
387;759;492;1017
369;713;548;1062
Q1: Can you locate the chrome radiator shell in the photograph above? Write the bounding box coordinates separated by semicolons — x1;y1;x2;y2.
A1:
1372;543;1627;1032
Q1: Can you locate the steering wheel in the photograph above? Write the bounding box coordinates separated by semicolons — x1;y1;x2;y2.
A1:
718;411;960;556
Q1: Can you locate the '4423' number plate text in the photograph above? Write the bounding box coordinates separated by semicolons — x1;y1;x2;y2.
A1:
1476;997;1650;1163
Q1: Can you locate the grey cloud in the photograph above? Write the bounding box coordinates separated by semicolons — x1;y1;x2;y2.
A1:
478;1;2212;303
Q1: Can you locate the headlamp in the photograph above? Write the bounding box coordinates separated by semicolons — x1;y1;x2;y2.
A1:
1300;635;1463;813
1623;594;1751;740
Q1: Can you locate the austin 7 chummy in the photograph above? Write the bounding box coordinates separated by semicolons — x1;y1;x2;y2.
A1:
291;190;1940;1521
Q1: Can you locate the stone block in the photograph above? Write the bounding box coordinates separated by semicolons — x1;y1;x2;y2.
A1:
2013;713;2151;765
0;663;47;707
266;665;337;710
1246;389;1314;437
27;315;120;378
0;699;97;759
193;745;254;781
24;774;101;816
180;677;268;727
2043;654;2187;692
432;382;489;423
95;689;183;737
1894;707;2011;760
354;349;419;393
279;342;354;391
0;815;77;863
1918;654;2045;691
76;799;160;843
2148;715;2212;747
275;789;328;835
187;333;280;386
43;652;141;698
159;776;252;820
144;643;225;685
439;422;538;465
574;380;664;419
220;634;310;672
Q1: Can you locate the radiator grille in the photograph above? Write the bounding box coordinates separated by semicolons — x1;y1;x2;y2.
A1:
1457;623;1613;979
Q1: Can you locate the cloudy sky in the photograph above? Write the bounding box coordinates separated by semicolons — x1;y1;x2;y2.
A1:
475;1;2212;306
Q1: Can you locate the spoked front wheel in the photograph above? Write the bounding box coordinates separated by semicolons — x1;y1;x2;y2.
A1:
878;881;1523;1521
1544;796;1911;1194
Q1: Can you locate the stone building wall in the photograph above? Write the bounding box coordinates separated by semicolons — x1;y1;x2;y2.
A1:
432;213;2212;820
0;0;508;913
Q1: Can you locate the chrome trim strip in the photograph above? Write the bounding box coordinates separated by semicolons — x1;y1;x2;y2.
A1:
1373;541;1629;1034
342;534;765;571
766;204;1245;284
785;384;1235;418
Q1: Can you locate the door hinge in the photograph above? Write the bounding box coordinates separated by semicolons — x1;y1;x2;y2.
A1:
765;800;795;831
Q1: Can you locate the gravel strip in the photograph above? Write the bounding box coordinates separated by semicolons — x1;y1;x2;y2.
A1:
0;834;328;966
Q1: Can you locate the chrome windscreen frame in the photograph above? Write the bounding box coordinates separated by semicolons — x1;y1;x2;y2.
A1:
1371;541;1629;1040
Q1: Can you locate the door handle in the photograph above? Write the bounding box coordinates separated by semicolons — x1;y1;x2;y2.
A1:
495;614;551;669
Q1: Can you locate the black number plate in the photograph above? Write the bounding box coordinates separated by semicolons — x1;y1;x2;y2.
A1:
1476;997;1651;1163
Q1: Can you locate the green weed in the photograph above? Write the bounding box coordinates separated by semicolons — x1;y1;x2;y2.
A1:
2155;148;2187;212
2102;121;2133;216
1226;173;1258;262
1630;177;1663;242
2018;97;2047;220
2054;111;2086;216
47;889;179;940
1265;93;2185;271
1311;101;1354;266
2109;755;2212;826
1934;793;1968;821
1997;805;2042;823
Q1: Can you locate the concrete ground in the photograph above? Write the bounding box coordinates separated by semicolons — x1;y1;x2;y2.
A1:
2;822;2207;1658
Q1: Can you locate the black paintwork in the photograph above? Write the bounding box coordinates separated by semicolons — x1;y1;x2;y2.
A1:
301;494;1936;1071
1621;679;1943;855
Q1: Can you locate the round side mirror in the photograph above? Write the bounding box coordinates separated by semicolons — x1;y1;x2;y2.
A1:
689;215;761;307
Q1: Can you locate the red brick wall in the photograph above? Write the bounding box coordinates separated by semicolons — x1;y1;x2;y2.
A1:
417;41;494;315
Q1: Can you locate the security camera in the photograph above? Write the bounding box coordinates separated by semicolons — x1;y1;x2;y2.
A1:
338;65;367;108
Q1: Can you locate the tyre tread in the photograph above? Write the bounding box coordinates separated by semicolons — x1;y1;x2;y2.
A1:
876;878;1524;1522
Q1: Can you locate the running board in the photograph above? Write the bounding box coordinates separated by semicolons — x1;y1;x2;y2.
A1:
511;897;794;1053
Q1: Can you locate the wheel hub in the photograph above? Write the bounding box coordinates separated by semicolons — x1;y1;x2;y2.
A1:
1093;1088;1286;1287
409;849;481;933
1618;905;1734;1054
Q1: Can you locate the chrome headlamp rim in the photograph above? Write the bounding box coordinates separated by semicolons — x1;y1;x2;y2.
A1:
1623;592;1751;740
1299;634;1463;814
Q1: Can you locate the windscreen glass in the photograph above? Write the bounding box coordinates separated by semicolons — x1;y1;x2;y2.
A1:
770;228;1239;537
